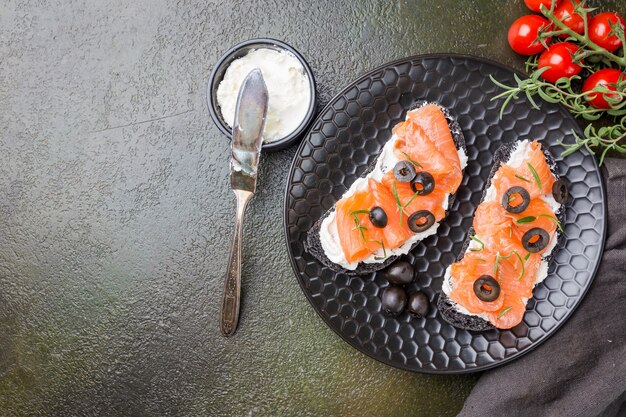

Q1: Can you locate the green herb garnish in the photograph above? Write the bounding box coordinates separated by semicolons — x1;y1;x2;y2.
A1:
539;213;564;232
493;253;501;275
371;239;387;260
498;306;513;319
403;189;421;209
349;209;371;216
401;152;422;168
515;174;531;183
357;227;367;242
469;235;485;251
475;258;487;262
391;182;408;223
509;226;513;238
516;216;536;224
494;252;512;277
392;181;422;225
527;163;542;190
513;251;524;280
524;252;531;261
351;216;368;242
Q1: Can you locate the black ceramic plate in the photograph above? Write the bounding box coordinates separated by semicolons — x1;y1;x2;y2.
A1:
283;54;606;374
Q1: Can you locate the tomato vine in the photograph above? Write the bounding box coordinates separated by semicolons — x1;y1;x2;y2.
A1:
494;0;626;163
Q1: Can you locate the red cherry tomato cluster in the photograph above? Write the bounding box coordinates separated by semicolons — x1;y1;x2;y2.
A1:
509;1;625;109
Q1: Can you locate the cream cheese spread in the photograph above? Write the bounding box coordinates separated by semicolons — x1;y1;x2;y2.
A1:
217;48;310;142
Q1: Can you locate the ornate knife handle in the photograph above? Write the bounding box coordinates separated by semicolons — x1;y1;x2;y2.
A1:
220;189;252;336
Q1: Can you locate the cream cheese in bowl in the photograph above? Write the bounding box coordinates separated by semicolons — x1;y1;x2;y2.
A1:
208;38;317;151
217;49;311;143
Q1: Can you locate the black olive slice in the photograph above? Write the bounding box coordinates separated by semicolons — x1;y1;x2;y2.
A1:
410;171;435;195
522;227;550;253
393;161;416;183
552;178;569;204
502;186;531;214
407;210;435;233
473;275;501;302
369;206;388;228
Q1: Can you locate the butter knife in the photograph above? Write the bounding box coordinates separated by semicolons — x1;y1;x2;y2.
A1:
220;69;268;336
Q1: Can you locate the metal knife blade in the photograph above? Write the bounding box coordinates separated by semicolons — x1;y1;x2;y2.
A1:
230;69;268;193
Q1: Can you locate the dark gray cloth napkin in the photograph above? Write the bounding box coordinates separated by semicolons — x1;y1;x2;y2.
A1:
458;158;626;417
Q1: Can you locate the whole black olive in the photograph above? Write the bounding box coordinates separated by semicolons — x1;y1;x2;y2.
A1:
407;291;429;318
381;286;407;316
407;210;435;233
381;260;414;285
473;275;501;302
393;161;416;183
369;206;388;228
552;178;569;204
502;186;531;214
410;171;435;195
522;227;550;253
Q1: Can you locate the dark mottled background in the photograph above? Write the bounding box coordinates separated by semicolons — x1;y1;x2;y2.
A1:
0;0;623;416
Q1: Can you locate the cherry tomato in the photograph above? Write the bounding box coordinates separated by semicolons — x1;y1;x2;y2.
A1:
508;15;552;56
582;68;625;109
588;12;625;53
554;0;586;37
537;42;582;83
524;0;560;13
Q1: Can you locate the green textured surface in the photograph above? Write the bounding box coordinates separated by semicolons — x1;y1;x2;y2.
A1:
0;0;622;416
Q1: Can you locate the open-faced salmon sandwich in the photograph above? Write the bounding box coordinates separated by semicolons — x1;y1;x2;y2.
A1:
305;102;467;275
438;140;568;330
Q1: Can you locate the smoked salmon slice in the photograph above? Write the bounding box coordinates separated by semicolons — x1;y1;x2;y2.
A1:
335;188;385;264
406;103;462;172
493;141;555;199
393;120;462;194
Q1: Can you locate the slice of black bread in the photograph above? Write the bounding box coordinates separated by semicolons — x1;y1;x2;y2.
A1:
437;141;566;331
304;101;466;276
